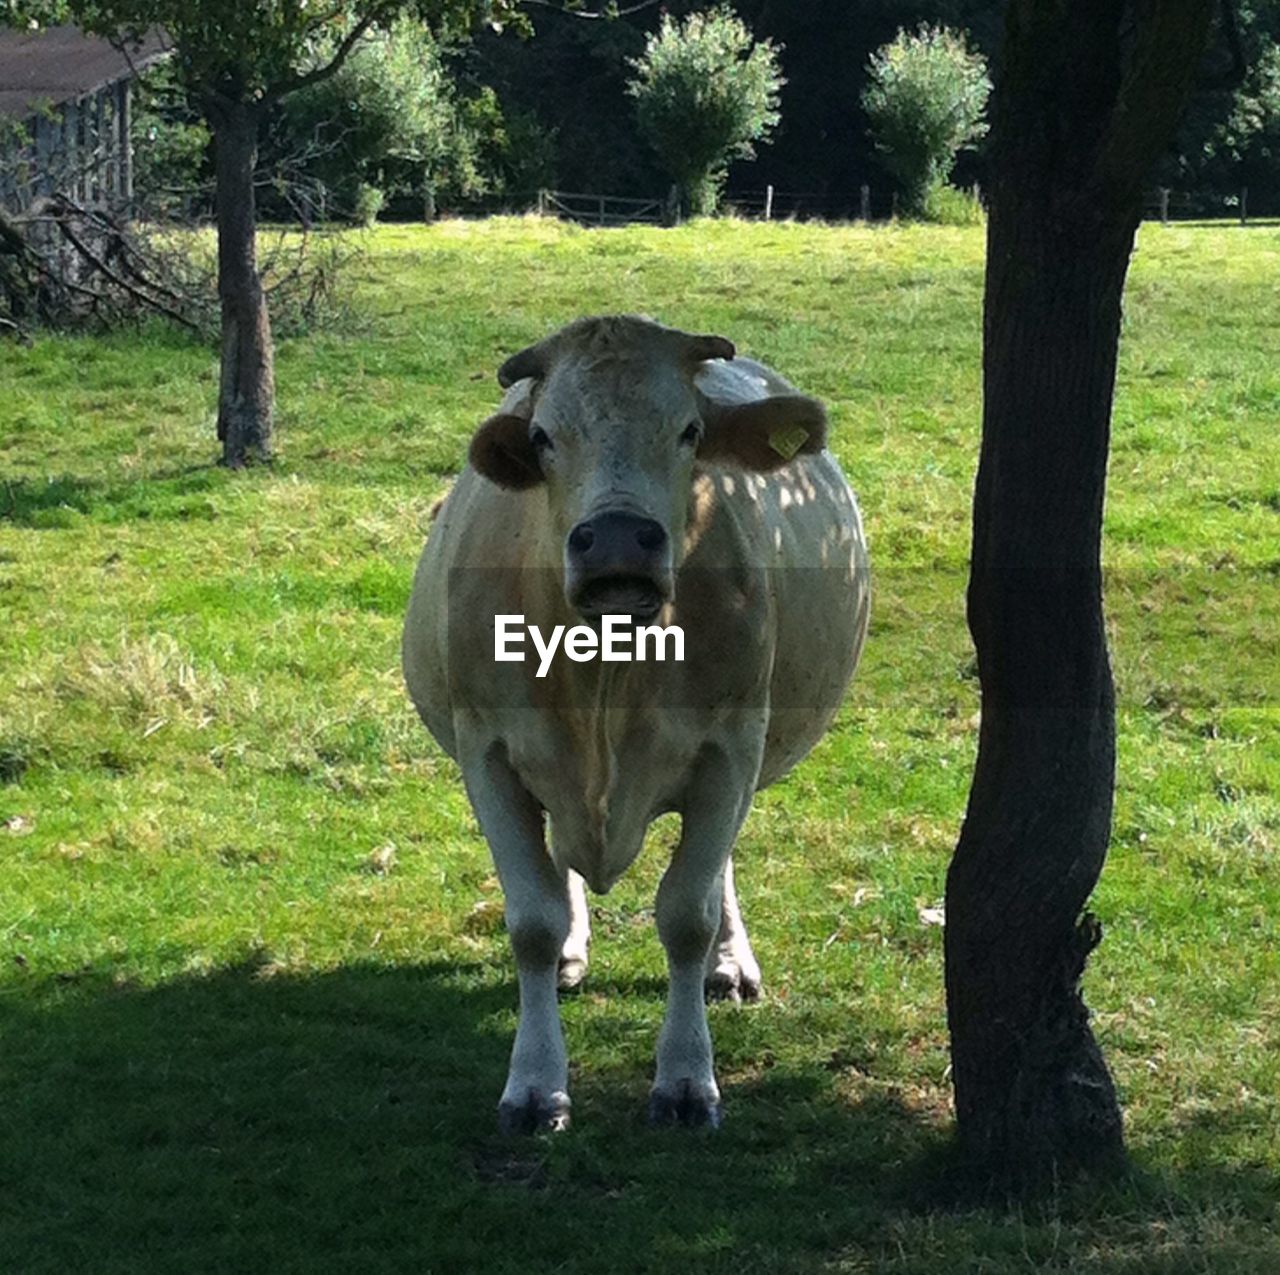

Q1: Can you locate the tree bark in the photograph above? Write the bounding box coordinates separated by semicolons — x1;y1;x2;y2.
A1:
945;0;1215;1189
212;100;274;467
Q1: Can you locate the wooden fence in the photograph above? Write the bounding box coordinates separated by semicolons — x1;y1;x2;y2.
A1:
448;184;1271;227
1149;186;1257;225
538;189;670;227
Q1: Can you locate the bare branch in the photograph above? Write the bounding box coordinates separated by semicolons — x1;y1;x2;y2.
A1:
50;199;200;330
265;9;387;101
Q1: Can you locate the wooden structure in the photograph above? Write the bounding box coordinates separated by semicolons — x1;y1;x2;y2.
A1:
0;25;168;212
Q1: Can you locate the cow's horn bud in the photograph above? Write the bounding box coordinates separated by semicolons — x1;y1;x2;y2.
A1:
685;334;736;364
498;343;548;388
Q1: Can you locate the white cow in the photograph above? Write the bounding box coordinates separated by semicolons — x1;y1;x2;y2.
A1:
403;316;869;1132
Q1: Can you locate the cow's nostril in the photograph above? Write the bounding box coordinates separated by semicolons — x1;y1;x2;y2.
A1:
636;522;665;552
568;523;595;555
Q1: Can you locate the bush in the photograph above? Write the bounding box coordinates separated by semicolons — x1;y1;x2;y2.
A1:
862;25;990;218
352;182;385;228
628;7;782;218
922;183;985;225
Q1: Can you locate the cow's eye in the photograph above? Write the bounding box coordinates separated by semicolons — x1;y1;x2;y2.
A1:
680;421;702;446
529;426;553;453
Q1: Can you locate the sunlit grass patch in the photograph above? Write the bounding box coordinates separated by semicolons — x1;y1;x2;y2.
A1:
1;218;1278;1272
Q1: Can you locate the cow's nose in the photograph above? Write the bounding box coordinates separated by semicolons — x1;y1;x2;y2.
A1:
566;512;667;571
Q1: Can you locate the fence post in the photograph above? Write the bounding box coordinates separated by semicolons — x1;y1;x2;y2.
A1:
763;184;774;221
891;190;899;220
1158;187;1169;225
537;188;548;217
598;194;606;226
860;183;871;222
1240;186;1248;226
665;184;680;227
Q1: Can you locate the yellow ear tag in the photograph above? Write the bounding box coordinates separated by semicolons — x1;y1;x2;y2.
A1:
769;424;808;461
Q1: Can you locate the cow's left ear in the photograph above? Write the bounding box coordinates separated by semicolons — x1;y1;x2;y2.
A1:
698;395;828;472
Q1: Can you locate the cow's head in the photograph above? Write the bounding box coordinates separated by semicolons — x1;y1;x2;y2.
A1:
469;316;826;623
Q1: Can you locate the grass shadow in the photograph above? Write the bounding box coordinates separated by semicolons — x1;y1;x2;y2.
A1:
1;466;224;529
2;964;1278;1273
0;959;954;1272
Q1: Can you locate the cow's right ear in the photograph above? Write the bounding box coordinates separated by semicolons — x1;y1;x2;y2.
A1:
469;413;544;490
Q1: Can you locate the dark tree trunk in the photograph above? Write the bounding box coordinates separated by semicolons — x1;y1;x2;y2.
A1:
212;100;274;467
945;0;1215;1188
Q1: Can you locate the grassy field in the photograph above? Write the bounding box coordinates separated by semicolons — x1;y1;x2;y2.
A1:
1;217;1278;1273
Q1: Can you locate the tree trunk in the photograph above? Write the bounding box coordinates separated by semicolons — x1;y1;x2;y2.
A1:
945;0;1215;1188
422;168;437;223
212;100;274;467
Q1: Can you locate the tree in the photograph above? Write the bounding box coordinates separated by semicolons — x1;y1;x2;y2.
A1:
281;22;494;223
627;7;781;216
945;0;1216;1188
49;0;511;466
861;24;990;217
1175;36;1280;211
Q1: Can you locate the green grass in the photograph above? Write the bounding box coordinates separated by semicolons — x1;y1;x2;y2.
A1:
1;216;1278;1273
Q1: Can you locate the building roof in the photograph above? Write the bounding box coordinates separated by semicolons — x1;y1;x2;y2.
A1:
0;24;168;120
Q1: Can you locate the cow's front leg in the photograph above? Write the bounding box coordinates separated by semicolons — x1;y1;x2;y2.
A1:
462;740;571;1134
650;754;756;1129
705;855;763;1003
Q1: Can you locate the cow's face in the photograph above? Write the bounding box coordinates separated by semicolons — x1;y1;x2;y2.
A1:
469;319;827;623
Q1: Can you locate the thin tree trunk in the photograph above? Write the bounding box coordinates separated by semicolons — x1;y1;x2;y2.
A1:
212;100;274;467
945;0;1215;1188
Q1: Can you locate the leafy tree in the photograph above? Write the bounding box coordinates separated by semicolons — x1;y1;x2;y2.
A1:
627;7;781;216
1177;37;1280;209
281;22;493;222
861;23;990;216
27;0;516;466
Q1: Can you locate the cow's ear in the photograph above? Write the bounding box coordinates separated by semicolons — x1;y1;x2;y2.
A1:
698;395;827;471
469;413;543;489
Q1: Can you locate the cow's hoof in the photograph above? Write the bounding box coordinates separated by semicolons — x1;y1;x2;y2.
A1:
497;1089;571;1136
705;963;762;1004
557;956;588;992
647;1080;723;1130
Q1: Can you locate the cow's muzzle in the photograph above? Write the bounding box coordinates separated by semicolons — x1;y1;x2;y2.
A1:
565;511;672;623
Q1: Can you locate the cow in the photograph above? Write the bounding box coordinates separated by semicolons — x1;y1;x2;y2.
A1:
403;316;869;1133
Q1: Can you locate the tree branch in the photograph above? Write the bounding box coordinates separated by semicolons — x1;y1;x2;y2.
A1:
265;10;386;101
518;0;662;19
1095;0;1217;201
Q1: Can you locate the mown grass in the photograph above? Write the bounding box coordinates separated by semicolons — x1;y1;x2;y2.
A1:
1;216;1278;1273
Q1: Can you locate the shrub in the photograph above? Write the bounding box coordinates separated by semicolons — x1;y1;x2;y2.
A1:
628;7;782;218
352;182;385;228
862;25;991;218
923;183;985;225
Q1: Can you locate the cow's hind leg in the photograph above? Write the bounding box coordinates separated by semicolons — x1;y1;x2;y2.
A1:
650;750;756;1129
558;869;590;991
705;855;762;1003
462;740;572;1134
